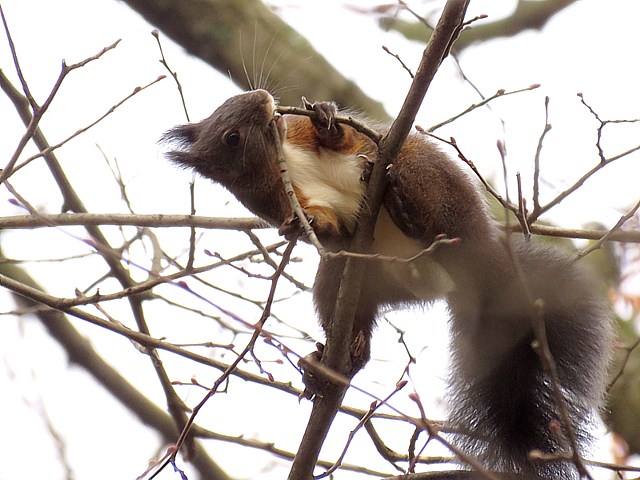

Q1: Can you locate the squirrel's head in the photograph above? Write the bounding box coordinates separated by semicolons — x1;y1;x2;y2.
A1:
162;89;293;225
162;89;285;187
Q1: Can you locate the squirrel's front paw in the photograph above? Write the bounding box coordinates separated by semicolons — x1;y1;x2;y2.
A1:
278;215;305;241
298;342;326;400
302;97;338;132
281;207;342;241
298;333;370;400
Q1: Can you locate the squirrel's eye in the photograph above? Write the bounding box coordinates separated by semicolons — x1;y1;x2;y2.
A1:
224;131;241;147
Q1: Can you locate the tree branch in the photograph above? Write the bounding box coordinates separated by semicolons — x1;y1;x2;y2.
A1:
120;0;389;120
384;0;579;52
0;213;266;230
287;2;470;478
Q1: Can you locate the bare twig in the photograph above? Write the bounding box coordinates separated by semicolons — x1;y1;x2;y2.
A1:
269;119;324;253
427;84;540;132
10;75;166;177
532;96;552;211
409;393;499;480
0;213;267;230
608;338;640;391
317;383;408;478
382;45;415;78
2;213;639;242
186;181;197;270
0;30;120;185
577;196;640;259
194;426;392;477
528;94;640;223
152;239;298;476
152;29;190;121
423;131;516;215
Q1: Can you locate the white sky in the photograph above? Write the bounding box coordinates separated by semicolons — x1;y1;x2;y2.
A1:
1;0;639;479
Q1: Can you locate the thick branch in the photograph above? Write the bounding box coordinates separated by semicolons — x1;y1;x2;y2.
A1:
287;2;469;479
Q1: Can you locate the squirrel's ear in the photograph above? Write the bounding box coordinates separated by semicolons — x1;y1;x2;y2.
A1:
161;124;202;169
160;123;199;148
164;150;199;169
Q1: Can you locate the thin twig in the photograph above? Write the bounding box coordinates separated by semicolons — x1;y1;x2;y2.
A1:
0;213;267;230
532;96;552;211
577;195;640;259
186;181;197;270
382;45;415;78
154;239;298;476
528;94;640;223
0;34;120;184
607;338;640;392
409;392;499;480
0;5;38;109
2;213;639;243
10;75;165;177
422;131;516;216
317;383;408;478
152;29;190;121
427;84;540;132
268;118;325;253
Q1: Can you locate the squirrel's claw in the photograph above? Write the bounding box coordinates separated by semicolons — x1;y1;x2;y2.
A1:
302;96;338;132
278;215;304;241
359;154;375;183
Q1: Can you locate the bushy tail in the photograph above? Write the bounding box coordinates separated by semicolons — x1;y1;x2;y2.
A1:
446;240;612;479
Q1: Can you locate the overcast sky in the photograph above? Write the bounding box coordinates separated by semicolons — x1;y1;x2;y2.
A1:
1;1;639;479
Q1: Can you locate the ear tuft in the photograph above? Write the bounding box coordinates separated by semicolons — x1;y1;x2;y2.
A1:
161;124;200;168
160;124;198;149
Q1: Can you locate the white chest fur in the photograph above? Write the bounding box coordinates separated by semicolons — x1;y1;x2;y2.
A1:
283;142;454;300
283;143;365;230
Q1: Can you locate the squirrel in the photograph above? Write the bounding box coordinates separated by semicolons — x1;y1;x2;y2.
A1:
163;89;613;479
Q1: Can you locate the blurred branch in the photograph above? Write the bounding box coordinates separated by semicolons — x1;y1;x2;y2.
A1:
384;0;579;51
0;257;231;480
120;0;390;120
